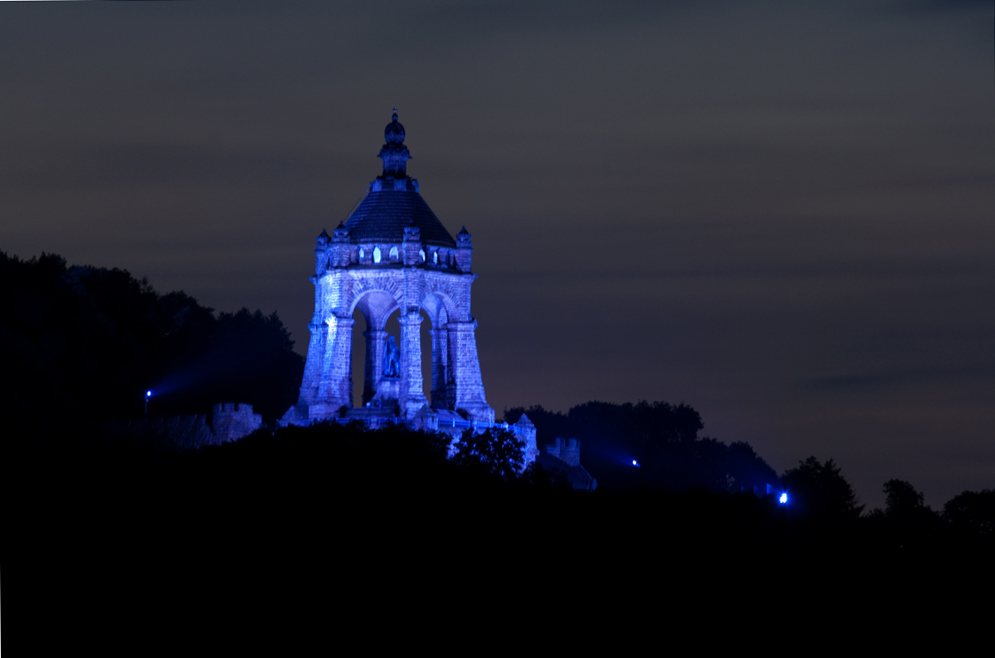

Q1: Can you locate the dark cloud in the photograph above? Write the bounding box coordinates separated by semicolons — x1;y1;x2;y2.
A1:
0;144;359;192
891;0;994;12
800;365;994;393
415;0;693;34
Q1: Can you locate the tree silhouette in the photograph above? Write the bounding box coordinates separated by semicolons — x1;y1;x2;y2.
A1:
870;478;944;551
451;429;525;481
884;479;926;517
781;457;863;522
943;489;995;537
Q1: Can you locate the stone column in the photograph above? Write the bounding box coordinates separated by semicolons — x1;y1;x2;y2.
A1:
298;320;326;406
362;329;387;406
429;327;450;409
447;320;494;423
312;315;354;419
398;311;427;418
403;225;422;266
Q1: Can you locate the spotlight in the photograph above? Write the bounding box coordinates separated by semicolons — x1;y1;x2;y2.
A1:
779;493;788;504
631;459;640;467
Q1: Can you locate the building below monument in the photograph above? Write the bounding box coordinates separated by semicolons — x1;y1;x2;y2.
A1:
280;110;537;466
538;438;597;490
110;402;263;452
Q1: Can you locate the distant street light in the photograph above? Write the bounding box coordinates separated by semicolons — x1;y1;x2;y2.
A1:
145;390;152;416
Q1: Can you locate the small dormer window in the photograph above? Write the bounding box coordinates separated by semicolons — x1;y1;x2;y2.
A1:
433;251;438;265
359;248;365;261
419;249;426;262
373;246;382;264
389;246;399;261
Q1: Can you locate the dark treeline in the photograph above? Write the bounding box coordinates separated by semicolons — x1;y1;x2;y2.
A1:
506;401;779;494
507;402;994;551
0;251;303;427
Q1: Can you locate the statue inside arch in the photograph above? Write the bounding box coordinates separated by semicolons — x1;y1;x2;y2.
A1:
382;335;400;378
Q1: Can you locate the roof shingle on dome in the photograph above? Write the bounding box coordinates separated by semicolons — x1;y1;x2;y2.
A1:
344;185;456;248
343;110;456;249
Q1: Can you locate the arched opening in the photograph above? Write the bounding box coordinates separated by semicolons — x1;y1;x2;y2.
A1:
350;289;400;408
350;294;433;408
350;306;369;407
420;293;453;411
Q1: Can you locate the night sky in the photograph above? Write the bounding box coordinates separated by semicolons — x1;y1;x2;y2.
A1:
2;1;992;508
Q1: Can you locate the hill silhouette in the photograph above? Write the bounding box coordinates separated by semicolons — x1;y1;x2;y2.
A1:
0;251;303;430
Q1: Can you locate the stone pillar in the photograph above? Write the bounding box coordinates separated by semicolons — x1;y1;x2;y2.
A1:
331;223;351;267
298;320;326;406
429;327;450;409
312;315;354;419
398;311;427;418
363;329;387;406
455;226;473;273
403;225;422;266
447;320;494;423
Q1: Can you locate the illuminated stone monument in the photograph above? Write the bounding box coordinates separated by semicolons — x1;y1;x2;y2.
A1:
282;111;520;448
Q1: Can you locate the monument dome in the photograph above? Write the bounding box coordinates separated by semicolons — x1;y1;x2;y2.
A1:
342;109;457;248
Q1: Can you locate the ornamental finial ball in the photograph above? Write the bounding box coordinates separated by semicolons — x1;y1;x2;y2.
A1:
385;108;405;144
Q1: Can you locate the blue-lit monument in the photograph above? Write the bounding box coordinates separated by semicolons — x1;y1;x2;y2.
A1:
281;110;537;465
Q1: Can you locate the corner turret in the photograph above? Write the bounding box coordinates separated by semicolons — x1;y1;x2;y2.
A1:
455;226;473;273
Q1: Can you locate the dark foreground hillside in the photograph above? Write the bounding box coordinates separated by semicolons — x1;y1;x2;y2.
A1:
5;421;991;644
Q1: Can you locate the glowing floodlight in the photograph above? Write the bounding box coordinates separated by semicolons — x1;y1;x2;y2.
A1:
779;493;788;504
631;459;640;467
145;390;152;416
146;390;152;398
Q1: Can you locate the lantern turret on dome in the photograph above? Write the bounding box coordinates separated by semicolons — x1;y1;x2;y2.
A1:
378;108;411;177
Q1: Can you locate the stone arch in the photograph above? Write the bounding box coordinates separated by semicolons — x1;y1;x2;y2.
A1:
350;288;401;406
351;288;400;332
431;272;473;315
347;273;404;318
382;305;434;406
420;281;463;321
419;290;453;329
419;292;455;410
